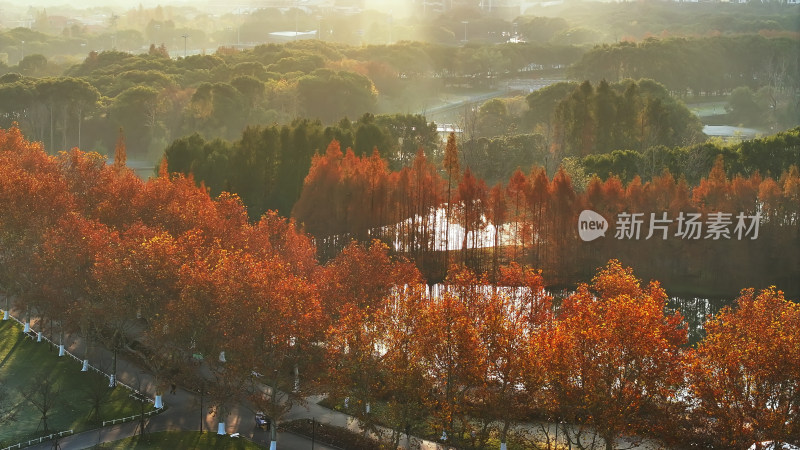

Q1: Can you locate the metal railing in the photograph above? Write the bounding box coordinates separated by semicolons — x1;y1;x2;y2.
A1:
0;430;73;450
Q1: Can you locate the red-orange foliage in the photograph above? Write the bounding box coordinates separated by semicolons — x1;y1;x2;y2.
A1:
690;287;800;447
316;240;419;328
376;283;431;446
417;284;485;444
692;155;731;212
3;123;800;448
57;148;143;229
487;183;507;278
0;127;73;240
244;211;318;278
294;141;400;257
27;214;116;337
455;168;488;269
546;167;579;282
134;172;221;239
546;260;687;449
94;223;183;323
480;264;553;447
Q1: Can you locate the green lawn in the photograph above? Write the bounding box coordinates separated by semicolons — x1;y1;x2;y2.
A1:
0;319;151;446
97;431;265;449
687;101;728;118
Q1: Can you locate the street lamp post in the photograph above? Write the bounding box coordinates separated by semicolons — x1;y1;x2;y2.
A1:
462;21;468;43
181;34;189;57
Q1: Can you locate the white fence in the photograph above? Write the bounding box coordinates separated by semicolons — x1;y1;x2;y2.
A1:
0;430;73;450
1;310;164;449
2;311;155;404
103;406;163;427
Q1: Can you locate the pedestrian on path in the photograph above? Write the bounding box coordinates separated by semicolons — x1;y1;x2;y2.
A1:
170;383;177;394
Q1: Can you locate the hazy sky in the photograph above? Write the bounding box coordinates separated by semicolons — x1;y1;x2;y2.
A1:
1;0;433;37
12;0;409;11
16;0;194;6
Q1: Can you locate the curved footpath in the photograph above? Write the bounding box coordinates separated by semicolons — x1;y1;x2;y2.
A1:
9;312;442;450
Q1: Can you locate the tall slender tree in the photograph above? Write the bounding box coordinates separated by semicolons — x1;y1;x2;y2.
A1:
443;132;461;269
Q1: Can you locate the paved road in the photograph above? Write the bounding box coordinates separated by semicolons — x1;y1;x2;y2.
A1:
7;311;440;450
5;310;658;450
418;78;563;124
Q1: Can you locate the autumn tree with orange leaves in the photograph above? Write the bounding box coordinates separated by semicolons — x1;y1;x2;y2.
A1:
477;264;553;450
153;241;255;433
689;287;800;448
320;240;420;435
487;183;507;278
443;132;461;267
27;214;115;361
376;283;432;448
4;122;800;449
395;148;443;276
455;167;488;271
416;266;487;448
546;260;688;450
0;127;73;310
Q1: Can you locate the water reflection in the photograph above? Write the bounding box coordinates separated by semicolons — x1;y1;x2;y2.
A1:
667;296;731;345
423;283;730;346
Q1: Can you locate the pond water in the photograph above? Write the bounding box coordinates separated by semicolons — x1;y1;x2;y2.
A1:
703;125;763;140
423;282;730;345
667;296;731;345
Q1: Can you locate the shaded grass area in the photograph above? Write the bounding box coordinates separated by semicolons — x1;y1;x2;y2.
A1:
281;419;381;450
0;319;150;446
96;431;265;449
317;396;436;448
317;396;555;450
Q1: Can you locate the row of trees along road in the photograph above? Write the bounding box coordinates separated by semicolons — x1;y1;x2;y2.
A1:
1;126;798;449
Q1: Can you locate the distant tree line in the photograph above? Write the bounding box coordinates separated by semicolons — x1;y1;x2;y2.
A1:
163;114;439;218
461;79;706;184
0;39;583;159
579;126;800;186
569;35;799;101
3;1;796;68
163;87;798;235
292;132;800;296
